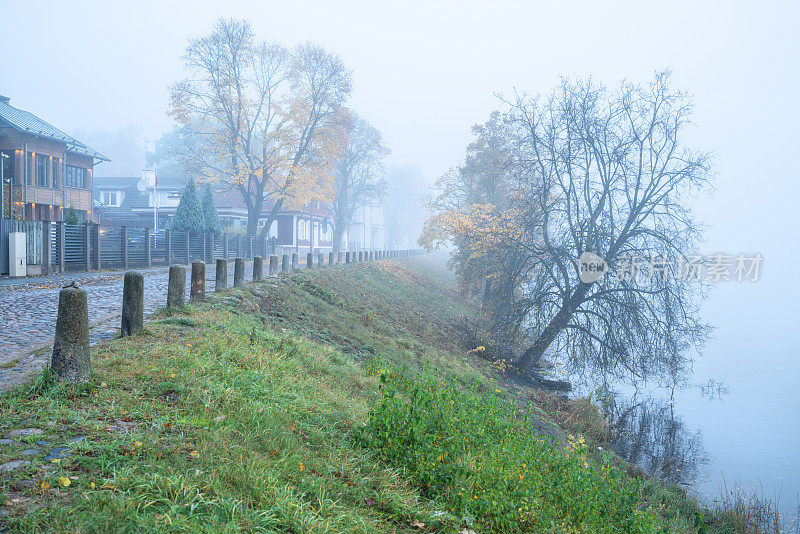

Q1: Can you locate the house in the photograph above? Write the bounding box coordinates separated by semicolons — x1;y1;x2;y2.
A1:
344;201;386;251
94;175;185;229
0;95;108;222
93;174;384;254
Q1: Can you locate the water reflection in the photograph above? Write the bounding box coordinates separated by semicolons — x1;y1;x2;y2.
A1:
605;395;708;485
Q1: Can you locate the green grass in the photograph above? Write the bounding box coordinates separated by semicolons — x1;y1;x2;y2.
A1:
0;255;771;532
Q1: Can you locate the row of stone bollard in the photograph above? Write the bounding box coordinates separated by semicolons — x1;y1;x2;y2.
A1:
50;249;422;385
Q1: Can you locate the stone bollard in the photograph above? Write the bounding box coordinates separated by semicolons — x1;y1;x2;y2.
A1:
253;256;263;282
52;286;90;384
121;270;144;337
358;251;363;262
345;252;351;263
167;265;187;308
269;255;279;276
281;254;290;273
318;252;324;267
291;253;299;271
307;252;314;268
216;259;228;291
191;261;205;301
234;257;245;287
329;252;334;266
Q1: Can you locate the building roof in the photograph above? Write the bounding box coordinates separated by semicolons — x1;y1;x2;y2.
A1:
0;96;109;161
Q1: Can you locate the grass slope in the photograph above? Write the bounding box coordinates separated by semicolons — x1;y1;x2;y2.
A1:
0;256;744;532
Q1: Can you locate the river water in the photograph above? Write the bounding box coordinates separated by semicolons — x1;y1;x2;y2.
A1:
583;250;800;528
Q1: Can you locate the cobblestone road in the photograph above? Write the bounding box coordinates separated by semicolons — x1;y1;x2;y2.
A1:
0;262;253;391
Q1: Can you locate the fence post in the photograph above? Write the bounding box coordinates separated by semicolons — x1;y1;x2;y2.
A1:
185;231;190;264
234;257;245;287
52;286;90;384
291;253;299;271
269;255;278;276
281;254;289;274
84;223;91;271
42;221;52;275
121;226;128;269
165;228;172;266
191;261;205;301
318;252;323;267
215;259;227;291
145;228;152;267
253;256;263;282
57;221;65;273
328;252;334;266
121;270;144;337
307;252;313;269
167;265;186;308
207;233;215;264
223;234;229;259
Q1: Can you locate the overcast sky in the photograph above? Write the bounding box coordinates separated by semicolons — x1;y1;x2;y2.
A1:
4;0;798;293
3;1;797;271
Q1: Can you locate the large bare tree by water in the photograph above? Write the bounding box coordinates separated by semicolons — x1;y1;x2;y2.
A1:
425;73;712;384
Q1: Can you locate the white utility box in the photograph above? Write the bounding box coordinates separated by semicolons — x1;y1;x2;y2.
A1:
9;232;26;277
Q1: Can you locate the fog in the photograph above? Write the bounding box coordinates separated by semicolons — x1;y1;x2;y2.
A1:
3;0;799;517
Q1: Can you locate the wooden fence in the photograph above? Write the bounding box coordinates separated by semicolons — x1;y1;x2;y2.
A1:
2;223;282;275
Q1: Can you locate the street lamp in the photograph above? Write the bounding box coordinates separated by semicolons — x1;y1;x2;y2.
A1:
1;152;9;220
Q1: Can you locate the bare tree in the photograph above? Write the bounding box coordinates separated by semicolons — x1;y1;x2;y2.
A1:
510;72;712;383
330;112;389;251
425;72;712;385
169;18;351;235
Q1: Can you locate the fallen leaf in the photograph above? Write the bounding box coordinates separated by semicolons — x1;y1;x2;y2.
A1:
58;477;71;487
188;450;200;459
411;519;425;529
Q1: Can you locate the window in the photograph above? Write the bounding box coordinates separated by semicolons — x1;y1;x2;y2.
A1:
0;150;13;182
52;158;60;189
65;165;86;188
298;219;312;240
35;154;48;187
101;191;118;206
319;221;331;241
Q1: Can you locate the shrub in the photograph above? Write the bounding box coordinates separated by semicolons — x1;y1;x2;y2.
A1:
362;365;660;532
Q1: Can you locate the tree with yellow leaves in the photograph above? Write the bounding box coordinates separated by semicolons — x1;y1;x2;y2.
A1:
169;18;351;235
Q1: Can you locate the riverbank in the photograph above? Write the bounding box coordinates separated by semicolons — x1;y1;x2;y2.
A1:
0;255;776;532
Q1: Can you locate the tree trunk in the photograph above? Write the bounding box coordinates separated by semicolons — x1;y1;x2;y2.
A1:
259;198;284;239
515;283;592;373
332;225;346;253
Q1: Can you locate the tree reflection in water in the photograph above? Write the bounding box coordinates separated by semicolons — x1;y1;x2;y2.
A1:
605;395;708;485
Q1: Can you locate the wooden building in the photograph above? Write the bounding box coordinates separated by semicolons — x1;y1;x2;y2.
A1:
0;95;108;222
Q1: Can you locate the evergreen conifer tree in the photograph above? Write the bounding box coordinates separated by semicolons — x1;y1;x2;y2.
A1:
170;178;204;233
201;184;222;233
